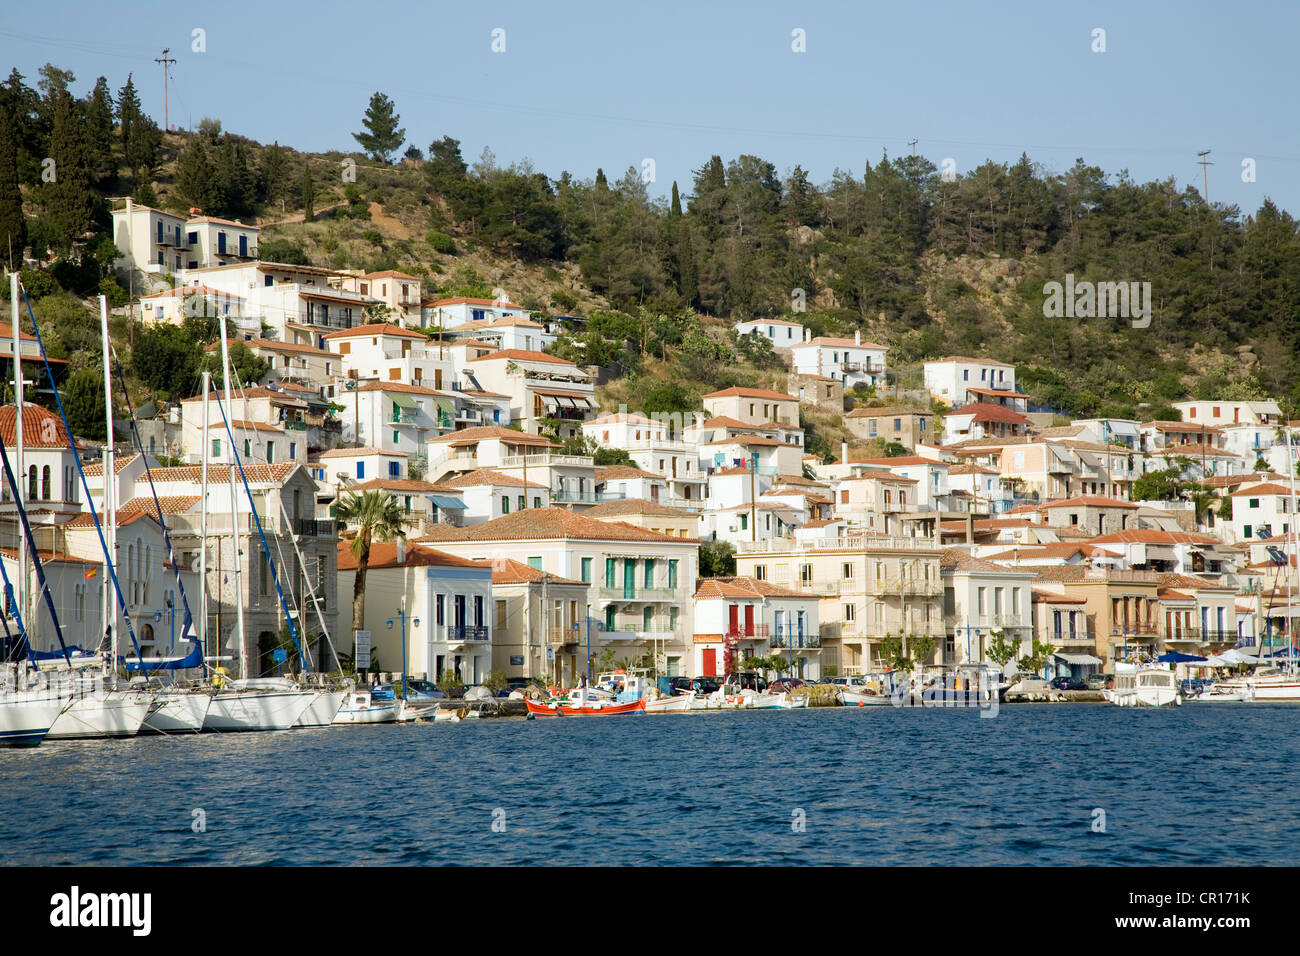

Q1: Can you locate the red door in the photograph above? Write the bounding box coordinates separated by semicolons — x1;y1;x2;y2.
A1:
744;604;755;637
728;604;739;636
702;648;717;676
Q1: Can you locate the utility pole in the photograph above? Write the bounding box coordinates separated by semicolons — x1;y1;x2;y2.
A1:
750;452;758;543
1197;150;1213;205
154;49;175;132
909;139;917;157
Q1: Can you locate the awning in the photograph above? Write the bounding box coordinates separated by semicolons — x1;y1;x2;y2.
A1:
428;495;466;510
1157;651;1207;663
391;394;418;409
1104;421;1140;437
431;397;456;416
1054;653;1102;665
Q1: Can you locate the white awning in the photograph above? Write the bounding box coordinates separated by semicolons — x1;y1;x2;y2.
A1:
1054;652;1102;665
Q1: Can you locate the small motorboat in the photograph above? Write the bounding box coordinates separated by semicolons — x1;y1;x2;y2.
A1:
332;690;405;725
1109;665;1180;707
644;692;693;713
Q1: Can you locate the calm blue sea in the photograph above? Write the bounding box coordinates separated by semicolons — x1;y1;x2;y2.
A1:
1;704;1296;866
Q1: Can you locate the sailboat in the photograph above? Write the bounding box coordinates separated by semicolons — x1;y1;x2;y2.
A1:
201;329;320;731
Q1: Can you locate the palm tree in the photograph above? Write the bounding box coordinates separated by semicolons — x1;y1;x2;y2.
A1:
335;490;407;647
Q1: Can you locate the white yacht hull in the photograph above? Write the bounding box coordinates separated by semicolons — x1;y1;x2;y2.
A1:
644;694;693;713
840;689;893;706
46;690;153;739
141;691;212;734
333;698;404;724
1218;677;1300;701
203;690;316;731
293;691;346;727
0;691;70;747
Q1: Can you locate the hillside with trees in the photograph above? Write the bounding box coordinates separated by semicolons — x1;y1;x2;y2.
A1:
3;64;1299;442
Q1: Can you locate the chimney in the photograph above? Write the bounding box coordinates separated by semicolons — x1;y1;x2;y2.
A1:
855;330;861;346
841;441;848;464
397;536;407;564
804;327;811;342
966;513;974;545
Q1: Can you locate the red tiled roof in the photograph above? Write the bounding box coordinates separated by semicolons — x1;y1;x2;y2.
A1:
441;468;546;490
321;323;426;340
949;403;1033;425
694;576;814;601
426;296;525;309
456;508;695;544
1041;495;1139;510
314;446;408;459
848;455;942;467
147;463;300;484
346;478;459;494
1230;483;1293;497
585;499;694;517
467;348;575;365
336;540;490;572
0;403;78;448
702;386;796;402
490;558;585;586
429;426;554;446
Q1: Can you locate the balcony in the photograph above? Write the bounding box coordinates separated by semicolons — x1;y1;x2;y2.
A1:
598;586;681;602
548;627;577;645
725;624;770;640
390;409;423;426
499;454;595;469
290;518;334;537
770;630;821;649
977;614;1026;629
551;489;597;505
283;419;308;431
1048;631;1096;645
446;625;489;644
737;535;942;554
1160;628;1236;645
878;577;943;597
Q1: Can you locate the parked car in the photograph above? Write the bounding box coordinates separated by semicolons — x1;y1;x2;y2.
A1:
404;679;445;701
1086;674;1112;691
767;678;806;693
1050;676;1087;691
668;676;721;696
505;677;530;691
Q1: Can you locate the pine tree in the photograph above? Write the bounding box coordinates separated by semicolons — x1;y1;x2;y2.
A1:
44;91;98;238
352;92;405;163
0;107;26;269
214;139;255;218
174;137;218;211
2;68;42;182
85;76;115;181
116;75;159;177
259;141;290;206
300;162;315;220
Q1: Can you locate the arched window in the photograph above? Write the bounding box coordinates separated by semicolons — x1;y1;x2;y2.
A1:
27;465;37;500
884;489;892;506
143;545;151;604
127;544;136;605
899;491;906;507
41;465;51;500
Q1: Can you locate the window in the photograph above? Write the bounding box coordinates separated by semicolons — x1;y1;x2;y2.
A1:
799;563;813;583
389;461;400;477
668;559;679;589
528;556;543;571
534;497;542;509
842;562;854;580
869;419;877;437
517;495;525;511
605;558;616;587
644;559;655;588
978;587;987;615
962;369;969;381
496;600;507;631
739;514;749;531
1249;498;1259;509
356;461;365;479
841;490;849;504
27;465;36;500
754;564;766;581
290;442;296;459
843;603;856;622
501;496;510;514
41;465;50;500
581;557;592;583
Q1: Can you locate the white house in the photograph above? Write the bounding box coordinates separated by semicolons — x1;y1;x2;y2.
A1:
734;318;804;348
692;576;822;679
788;332;888;390
923;356;1017;407
422;296;533;331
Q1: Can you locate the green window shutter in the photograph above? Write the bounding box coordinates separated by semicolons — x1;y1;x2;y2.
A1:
581;557;592;583
528;556;543;571
668;559;678;589
644;558;654;588
605;558;615;587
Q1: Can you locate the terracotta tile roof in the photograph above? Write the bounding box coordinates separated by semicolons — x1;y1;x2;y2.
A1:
143;285;246;302
315;446;408;458
702;386;796;402
1087;529;1222;545
693;576;814;600
0;403;78;448
456;507;695;544
441;468;545;490
81;454;142;477
205;337;332;358
982;543;1122;561
1142;420;1225;433
585;499;693;518
63;496;199;527
354;381;452;397
586;412;659;426
362;269;420;280
187;215;258;228
147;462;299;484
737;318;804;327
1041;495;1139;510
208;419;285;434
946;463;998;476
793;335;887;349
949;403;1033;425
321;323;426;340
429;426;554;446
0;548;97;564
468;348;575;365
346;478;460;494
1152;444;1240;458
594;466;662;481
63;509;162;529
490;558;585;586
700;415;769;430
0;321;35;343
964;386;1031;399
799;518;845;529
447;316;545;331
841;469;918;484
182;386;303;404
1031;588;1087;604
1156;572;1235;592
1200;472;1283;488
701;434;797;448
336;540;490;572
1230;482;1293;497
941;548;1033;574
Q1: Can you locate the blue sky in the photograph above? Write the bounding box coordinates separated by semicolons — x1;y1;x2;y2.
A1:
3;0;1297;215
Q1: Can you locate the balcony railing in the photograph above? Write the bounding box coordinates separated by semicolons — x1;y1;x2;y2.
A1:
284;419;308;431
738;535;942;554
598;586;681;601
1160;628;1237;644
770;630;821;649
879;577;943;597
1048;631;1096;644
291;518;334;537
499;454;595;469
551;489;597;504
725;624;770;639
447;625;489;643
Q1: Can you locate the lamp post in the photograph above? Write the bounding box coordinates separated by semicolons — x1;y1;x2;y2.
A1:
386;597;408;699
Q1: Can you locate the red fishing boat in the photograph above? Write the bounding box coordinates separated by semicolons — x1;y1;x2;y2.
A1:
525;686;646;716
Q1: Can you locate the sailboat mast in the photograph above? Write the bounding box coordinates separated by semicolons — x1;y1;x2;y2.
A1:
10;274;26;651
1287;424;1299;669
200;371;209;672
218;318;246;679
99;296;116;683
